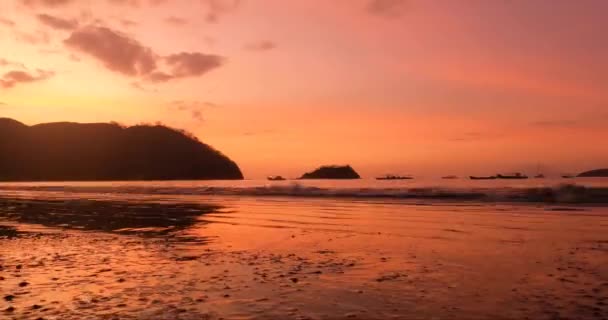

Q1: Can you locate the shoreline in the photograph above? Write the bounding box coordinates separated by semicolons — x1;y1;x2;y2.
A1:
1;195;608;319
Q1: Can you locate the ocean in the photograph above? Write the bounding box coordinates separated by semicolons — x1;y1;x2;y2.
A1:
1;179;607;319
1;177;608;204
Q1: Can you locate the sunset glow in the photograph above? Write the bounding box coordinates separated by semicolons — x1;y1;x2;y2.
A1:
2;0;607;178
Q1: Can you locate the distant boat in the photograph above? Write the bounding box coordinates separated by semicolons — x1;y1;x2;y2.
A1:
376;174;413;180
534;163;544;179
267;175;286;181
441;175;458;179
470;176;497;180
496;173;528;179
562;174;574;179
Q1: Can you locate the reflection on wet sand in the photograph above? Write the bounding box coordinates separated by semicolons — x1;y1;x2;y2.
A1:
0;198;219;238
1;196;608;319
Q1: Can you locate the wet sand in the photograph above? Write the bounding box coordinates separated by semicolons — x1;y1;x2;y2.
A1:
1;196;608;319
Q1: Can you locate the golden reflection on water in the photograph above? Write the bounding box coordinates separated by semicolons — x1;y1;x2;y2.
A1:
1;196;608;319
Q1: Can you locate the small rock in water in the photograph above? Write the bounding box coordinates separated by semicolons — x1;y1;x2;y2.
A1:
16;264;22;270
290;277;299;283
117;278;125;283
19;281;29;287
32;304;42;309
5;306;15;312
4;295;15;301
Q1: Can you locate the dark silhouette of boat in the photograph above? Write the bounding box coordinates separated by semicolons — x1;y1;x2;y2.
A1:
562;174;574;179
267;175;286;181
533;164;544;179
469;176;497;180
441;175;458;179
496;173;528;179
376;174;413;180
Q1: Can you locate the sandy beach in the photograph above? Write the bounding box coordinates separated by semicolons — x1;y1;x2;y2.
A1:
2;193;607;319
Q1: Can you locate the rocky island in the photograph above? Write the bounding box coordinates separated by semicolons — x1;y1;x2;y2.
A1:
299;165;361;179
577;169;608;177
0;118;243;181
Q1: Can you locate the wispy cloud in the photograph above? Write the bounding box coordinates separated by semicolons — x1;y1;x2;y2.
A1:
530;120;578;127
20;0;75;8
201;0;241;23
14;30;50;45
367;0;407;18
106;0;168;6
0;69;54;89
447;131;502;142
37;13;79;30
119;19;138;28
164;16;188;26
0;18;16;27
0;58;26;69
244;40;276;51
167;100;219;122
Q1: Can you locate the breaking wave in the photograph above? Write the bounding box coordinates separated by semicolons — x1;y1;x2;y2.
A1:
1;183;608;204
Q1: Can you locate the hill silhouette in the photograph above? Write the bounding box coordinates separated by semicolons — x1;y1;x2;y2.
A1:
0;118;243;181
577;169;608;177
299;165;360;179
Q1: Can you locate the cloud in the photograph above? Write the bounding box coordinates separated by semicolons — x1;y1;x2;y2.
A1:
64;25;224;83
191;110;204;122
367;0;407;17
15;30;50;44
20;0;75;7
242;129;278;137
531;120;578;127
106;0;139;6
447;131;502;142
119;19;138;28
64;25;157;76
167;100;218;122
106;0;167;6
201;0;241;23
163;52;223;78
0;18;16;27
130;81;158;92
21;0;165;7
0;58;26;69
0;102;7;106
244;40;276;51
165;16;188;26
0;69;54;89
38;48;62;55
37;13;79;30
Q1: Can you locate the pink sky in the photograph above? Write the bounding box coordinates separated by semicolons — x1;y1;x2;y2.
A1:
1;0;607;178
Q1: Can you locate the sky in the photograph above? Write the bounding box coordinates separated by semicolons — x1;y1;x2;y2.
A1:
1;0;607;178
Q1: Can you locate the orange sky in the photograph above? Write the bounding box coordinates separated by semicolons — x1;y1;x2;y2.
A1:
1;0;607;178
